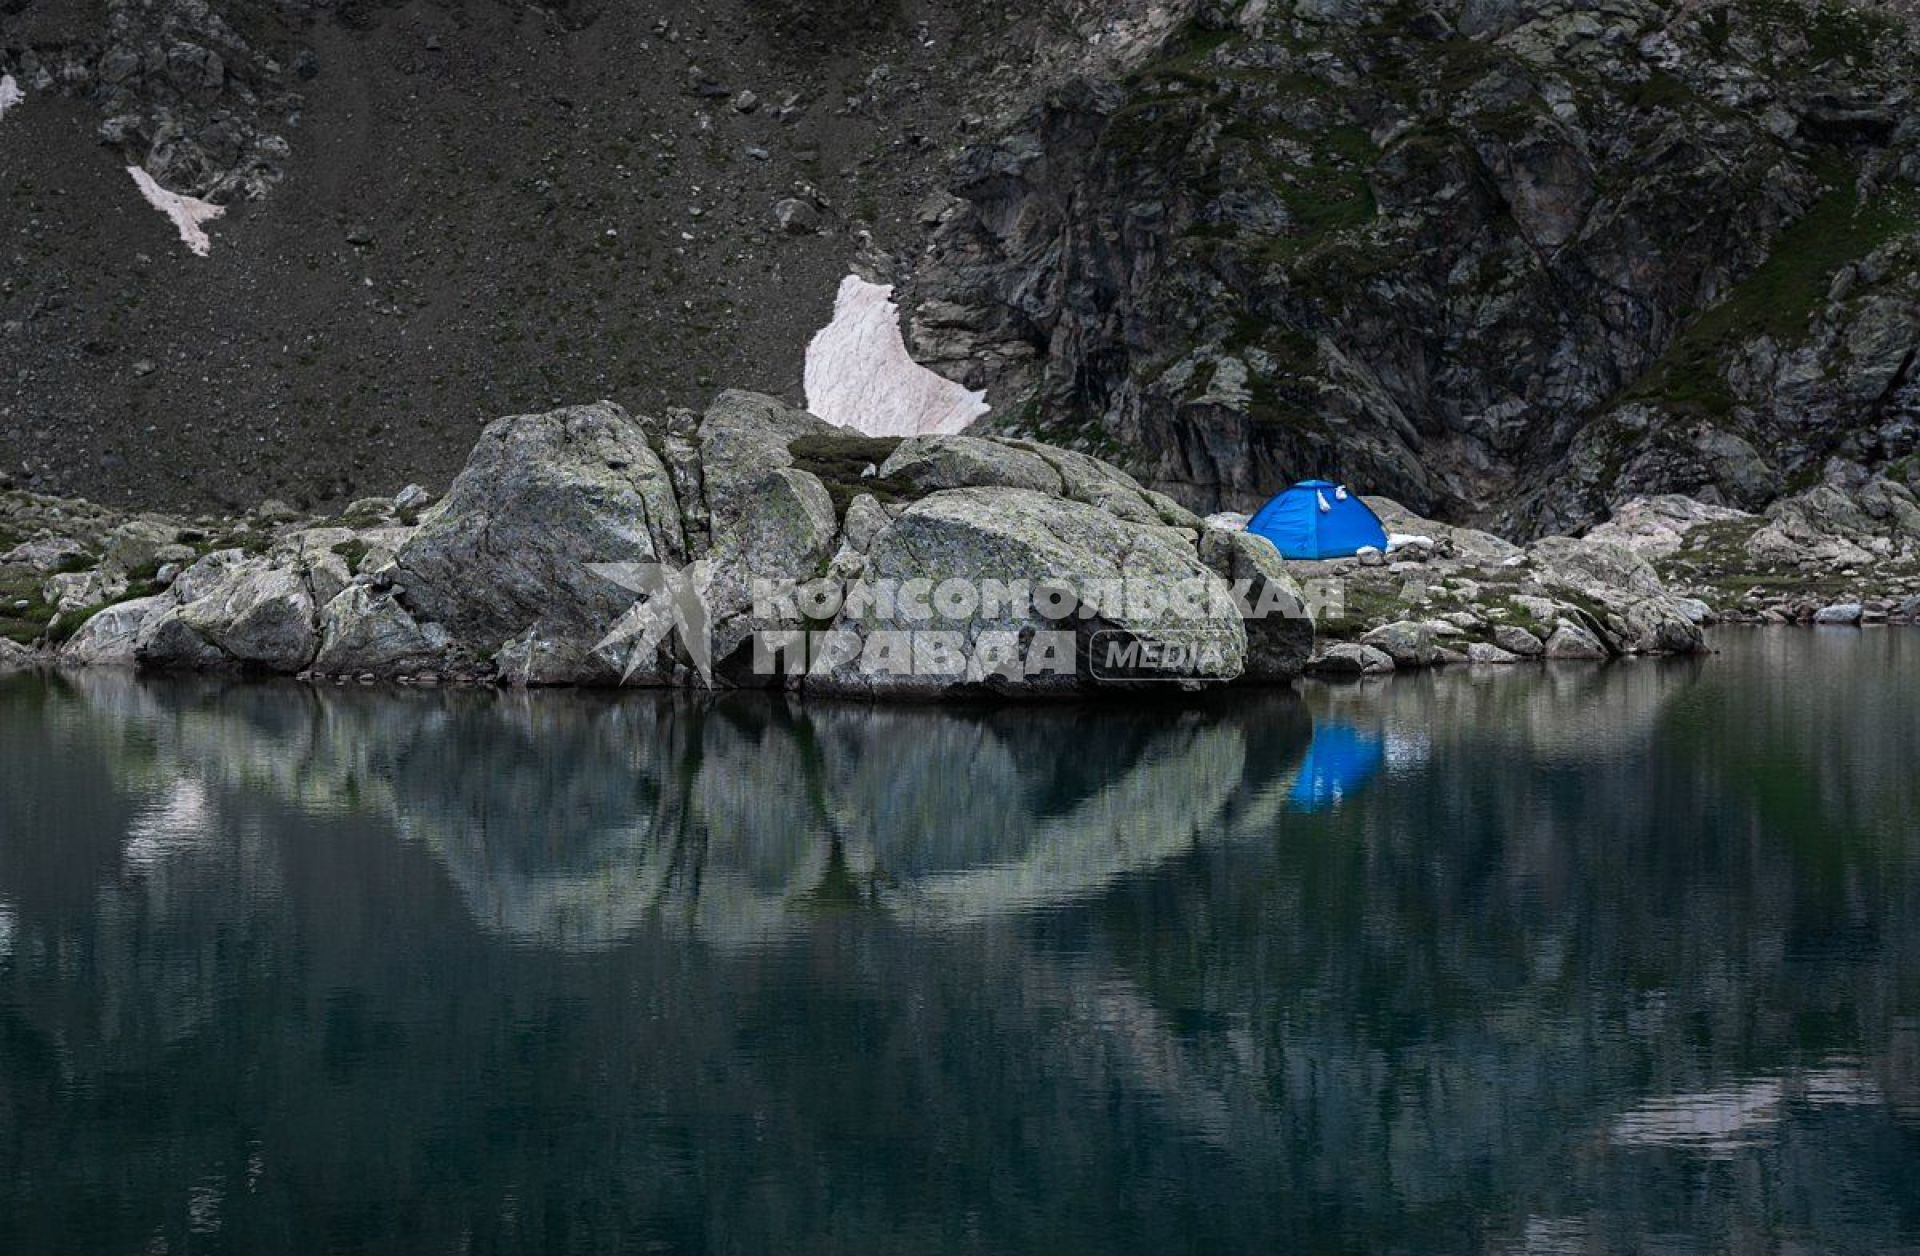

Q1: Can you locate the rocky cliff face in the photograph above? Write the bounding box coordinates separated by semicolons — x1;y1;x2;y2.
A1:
0;0;1131;509
900;0;1920;533
7;0;1919;540
2;0;303;205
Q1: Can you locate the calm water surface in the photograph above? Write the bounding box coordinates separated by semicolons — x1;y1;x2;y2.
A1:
1;630;1917;1254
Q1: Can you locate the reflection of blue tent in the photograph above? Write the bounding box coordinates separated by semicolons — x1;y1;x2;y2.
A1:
1287;722;1385;811
1247;481;1390;560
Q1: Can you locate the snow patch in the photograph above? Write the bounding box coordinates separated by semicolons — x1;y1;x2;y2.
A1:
0;75;23;123
804;275;989;437
128;166;225;257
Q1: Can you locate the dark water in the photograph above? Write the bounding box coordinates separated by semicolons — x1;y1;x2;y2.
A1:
2;631;1918;1255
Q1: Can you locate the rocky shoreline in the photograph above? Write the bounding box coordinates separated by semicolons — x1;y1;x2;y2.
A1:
1279;467;1920;676
3;391;1913;696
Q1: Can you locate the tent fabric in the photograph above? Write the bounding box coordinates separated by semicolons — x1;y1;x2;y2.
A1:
1286;722;1385;812
1245;480;1390;560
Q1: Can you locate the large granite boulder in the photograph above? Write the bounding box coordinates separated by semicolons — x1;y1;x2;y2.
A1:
878;435;1064;496
60;595;172;666
1525;535;1705;655
1586;495;1754;560
1748;485;1882;567
696;391;844;673
1746;474;1920;568
813;488;1246;697
313;586;462;676
103;518;193;573
394;401;686;682
1207;527;1313;681
1004;440;1200;529
138;555;319;672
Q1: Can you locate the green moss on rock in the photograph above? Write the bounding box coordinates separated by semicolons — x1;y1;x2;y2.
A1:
1628;164;1920;414
787;433;912;515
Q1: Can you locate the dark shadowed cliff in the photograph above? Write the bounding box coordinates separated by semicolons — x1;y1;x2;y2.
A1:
5;0;1919;536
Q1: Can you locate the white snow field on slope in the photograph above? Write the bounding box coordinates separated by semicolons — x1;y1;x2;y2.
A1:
128;166;225;257
804;275;989;437
0;75;24;123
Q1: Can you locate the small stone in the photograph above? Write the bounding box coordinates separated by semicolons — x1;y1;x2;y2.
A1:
1310;642;1396;675
773;197;820;235
130;358;156;377
1545;622;1608;659
1360;620;1435;668
731;89;759;113
99;47;141;84
394;483;435;512
685;66;728;98
1467;641;1521;664
1492;625;1544;657
1813;602;1864;626
1672;597;1713;625
2;536;88;573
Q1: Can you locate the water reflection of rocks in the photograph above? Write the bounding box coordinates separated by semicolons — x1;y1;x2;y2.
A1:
2;637;1918;1254
17;673;1310;949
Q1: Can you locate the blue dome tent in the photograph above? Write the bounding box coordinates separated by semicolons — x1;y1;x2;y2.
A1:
1246;480;1390;560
